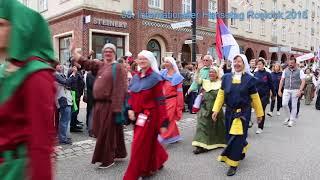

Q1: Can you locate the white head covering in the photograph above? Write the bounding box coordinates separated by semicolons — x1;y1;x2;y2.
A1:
232;54;251;74
138;50;160;74
164;57;180;75
125;51;132;57
102;43;116;53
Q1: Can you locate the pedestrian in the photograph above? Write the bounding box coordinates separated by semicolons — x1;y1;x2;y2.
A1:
55;63;77;144
267;63;283;117
158;57;184;144
85;71;96;137
278;57;306;127
249;59;256;74
254;58;275;134
180;62;193;112
304;68;315;105
212;54;264;176
192;66;226;154
313;70;320;110
71;43;128;168
123;50;169;179
0;0;56;179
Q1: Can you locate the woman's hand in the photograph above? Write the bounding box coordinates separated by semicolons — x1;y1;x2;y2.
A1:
160;127;168;134
212;112;218;122
128;110;136;121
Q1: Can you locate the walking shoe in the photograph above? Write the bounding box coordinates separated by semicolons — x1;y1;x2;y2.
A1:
227;166;237;176
267;112;273;117
276;111;281;116
283;118;290;125
256;128;263;134
193;147;208;154
248;121;253;128
288;120;294;127
251;109;255;113
98;162;115;169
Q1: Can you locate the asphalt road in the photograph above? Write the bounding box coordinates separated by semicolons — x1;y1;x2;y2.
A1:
56;101;320;180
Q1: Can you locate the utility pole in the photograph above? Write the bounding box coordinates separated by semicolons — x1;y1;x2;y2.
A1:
191;0;196;62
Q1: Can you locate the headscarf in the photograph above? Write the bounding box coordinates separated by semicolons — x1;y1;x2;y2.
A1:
231;54;251;75
0;0;55;104
102;43;116;54
164;57;180;75
209;65;221;79
138;50;160;74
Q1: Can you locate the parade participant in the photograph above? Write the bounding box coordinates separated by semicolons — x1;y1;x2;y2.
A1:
71;43;127;168
267;63;283;117
124;50;169;179
0;0;56;179
192;66;226;154
313;70;320;110
254;58;275;134
249;59;256;74
304;68;315;105
158;57;184;144
279;58;306;127
212;54;263;176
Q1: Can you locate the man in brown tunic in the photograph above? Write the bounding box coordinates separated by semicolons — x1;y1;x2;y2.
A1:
71;43;127;168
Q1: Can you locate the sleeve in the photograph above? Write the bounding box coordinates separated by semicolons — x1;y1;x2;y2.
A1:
248;81;264;117
300;70;305;80
176;83;184;120
188;71;200;92
77;56;102;75
24;71;56;180
281;71;286;79
153;81;169;129
212;89;225;112
111;64;128;112
268;73;275;96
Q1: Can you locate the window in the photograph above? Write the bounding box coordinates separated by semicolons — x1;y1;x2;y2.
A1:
92;33;125;60
282;26;286;41
59;36;72;66
298;32;301;45
23;0;29;6
246;18;253;32
271;21;277;37
147;39;162;65
299;0;303;7
182;0;192;14
260;0;265;10
38;0;48;12
260;20;265;35
208;0;217;13
148;0;161;9
272;0;277;12
231;8;237;27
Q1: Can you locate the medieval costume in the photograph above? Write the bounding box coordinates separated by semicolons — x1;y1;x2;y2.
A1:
192;66;226;154
304;72;314;105
212;54;263;176
0;1;56;179
158;57;184;144
124;50;169;180
77;44;127;168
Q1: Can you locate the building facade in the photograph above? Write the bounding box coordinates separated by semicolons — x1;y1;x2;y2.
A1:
228;0;320;63
20;0;319;66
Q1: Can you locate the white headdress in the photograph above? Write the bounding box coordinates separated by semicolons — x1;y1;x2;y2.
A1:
164;57;181;75
102;43;116;53
232;54;251;74
138;50;160;74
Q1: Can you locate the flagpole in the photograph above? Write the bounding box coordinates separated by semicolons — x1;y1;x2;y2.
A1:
191;0;196;62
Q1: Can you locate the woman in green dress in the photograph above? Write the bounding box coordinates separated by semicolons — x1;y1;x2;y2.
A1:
192;66;226;154
304;68;315;105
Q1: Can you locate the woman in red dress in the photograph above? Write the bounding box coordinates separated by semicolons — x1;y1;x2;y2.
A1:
0;0;56;179
158;57;184;144
123;50;169;180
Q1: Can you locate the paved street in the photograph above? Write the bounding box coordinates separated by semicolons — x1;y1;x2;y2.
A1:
56;102;320;180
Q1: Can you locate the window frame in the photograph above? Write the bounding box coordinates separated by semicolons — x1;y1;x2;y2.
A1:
230;7;238;28
182;0;192;14
38;0;48;12
148;0;162;10
58;36;72;66
260;20;265;36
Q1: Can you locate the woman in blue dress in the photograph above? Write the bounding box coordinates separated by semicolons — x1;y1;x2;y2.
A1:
212;54;264;176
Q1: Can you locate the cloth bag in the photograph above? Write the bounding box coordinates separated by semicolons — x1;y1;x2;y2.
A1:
192;93;203;113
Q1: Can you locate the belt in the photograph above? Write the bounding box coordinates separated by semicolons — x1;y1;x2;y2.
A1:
94;99;112;103
165;95;177;100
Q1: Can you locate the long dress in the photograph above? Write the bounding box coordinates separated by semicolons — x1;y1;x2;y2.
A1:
78;57;127;166
124;68;169;180
304;74;314;105
213;73;263;167
158;70;184;144
192;79;226;150
0;70;56;180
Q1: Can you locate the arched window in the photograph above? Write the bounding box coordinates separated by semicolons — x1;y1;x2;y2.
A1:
147;39;162;65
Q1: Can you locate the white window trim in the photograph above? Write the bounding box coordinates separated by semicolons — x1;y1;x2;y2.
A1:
260;0;266;11
246;18;253;32
282;27;286;42
182;0;192;14
230;7;238;28
38;0;48;12
53;31;74;60
89;29;129;56
208;0;217;22
148;0;163;10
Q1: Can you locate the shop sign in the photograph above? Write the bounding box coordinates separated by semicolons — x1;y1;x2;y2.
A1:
93;18;128;28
